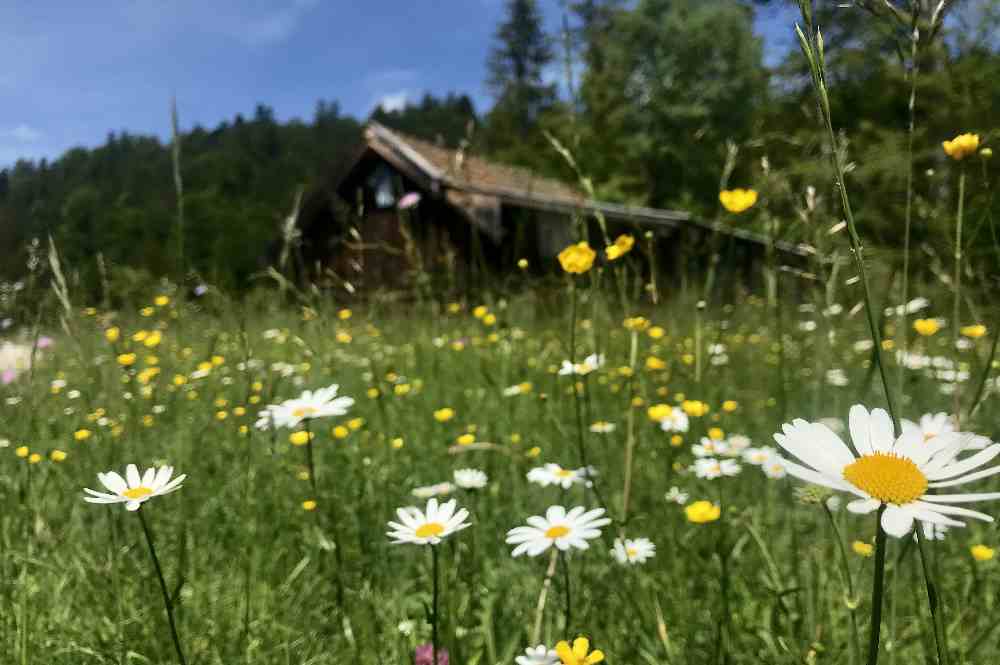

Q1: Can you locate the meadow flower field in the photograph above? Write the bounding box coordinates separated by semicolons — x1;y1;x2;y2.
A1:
2;4;998;665
2;271;1000;664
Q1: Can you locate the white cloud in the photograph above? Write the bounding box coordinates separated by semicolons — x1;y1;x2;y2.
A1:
2;124;43;143
374;90;409;112
229;0;320;46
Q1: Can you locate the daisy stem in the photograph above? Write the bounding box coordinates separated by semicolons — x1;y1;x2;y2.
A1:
431;544;440;665
823;503;861;665
531;549;559;644
866;506;887;665
568;279;604;513
620;329;639;526
914;527;948;665
304;419;317;494
137;508;187;665
560;550;572;634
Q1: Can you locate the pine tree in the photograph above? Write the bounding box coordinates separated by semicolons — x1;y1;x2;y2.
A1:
485;0;556;142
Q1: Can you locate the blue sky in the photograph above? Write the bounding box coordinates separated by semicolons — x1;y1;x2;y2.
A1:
0;1;796;167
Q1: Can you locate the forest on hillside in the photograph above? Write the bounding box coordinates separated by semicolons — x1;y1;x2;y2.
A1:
1;0;998;291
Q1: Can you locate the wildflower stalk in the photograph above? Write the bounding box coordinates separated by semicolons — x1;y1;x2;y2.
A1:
823;503;861;665
303;418;317;494
137;508;187;665
620;329;640;525
531;549;560;644
914;528;948;665
431;545;440;665
897;12;920;406
560;551;572;633
866;506;888;665
951;169;966;427
793;7;900;431
795;10;902;663
567;279;603;511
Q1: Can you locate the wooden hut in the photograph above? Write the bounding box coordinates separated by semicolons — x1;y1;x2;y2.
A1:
293;122;809;294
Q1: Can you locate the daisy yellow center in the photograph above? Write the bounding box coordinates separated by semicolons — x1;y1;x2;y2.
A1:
545;525;571;539
842;453;928;505
293;406;317;418
626;547;638;557
122;486;154;500
555;469;575;478
415;522;445;538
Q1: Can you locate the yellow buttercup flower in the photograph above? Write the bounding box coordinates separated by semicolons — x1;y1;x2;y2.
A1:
708;427;724;441
558;241;597;274
852;541;874;557
942;133;980;160
682;400;709;417
719;188;758;213
50;450;67;462
971;544;995;562
15;446;29;458
648;326;665;339
623;316;650;332
483;313;497;326
332;425;349;439
645;356;666;371
961;324;987;339
302;500;317;511
473;305;488;319
338;308;352;320
74;429;92;441
605;234;634;261
105;327;120;343
117;353;136;366
289;431;314;446
154;295;170;307
434;408;456;422
456;433;475;446
685;500;721;523
28;453;41;464
913;319;941;336
517;258;529;269
555;637;605;665
647;403;671;422
722;400;738;413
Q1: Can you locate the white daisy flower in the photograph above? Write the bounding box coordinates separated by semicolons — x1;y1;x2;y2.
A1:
83;464;186;511
515;645;559;665
453;468;488;489
899;413;992;450
506;505;611;557
611;537;656;565
557;353;605;376
693;438;730;457
256;383;354;430
412;482;455;498
665;486;689;504
526;463;595;489
693;458;741;479
762;458;787;479
774;404;1000;537
743;446;778;465
589;421;616;433
658;408;690;433
726;434;752;453
386;498;470;546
